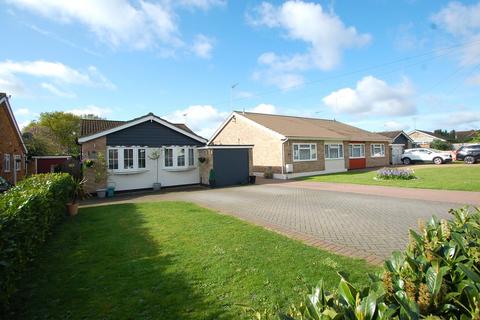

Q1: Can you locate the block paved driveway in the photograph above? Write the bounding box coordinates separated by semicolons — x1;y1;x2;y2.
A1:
97;183;460;263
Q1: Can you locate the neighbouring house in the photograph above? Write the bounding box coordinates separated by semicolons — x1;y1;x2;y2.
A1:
454;130;479;142
78;113;253;193
0;93;28;185
408;130;446;147
209;112;391;179
377;130;415;165
31;156;72;174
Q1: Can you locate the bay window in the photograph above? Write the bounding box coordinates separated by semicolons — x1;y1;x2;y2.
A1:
188;149;194;166
108;149;118;169
293;143;317;161
349;144;365;158
138;149;146;168
371;144;385;157
164;148;173;167
123;149;134;169
325;143;344;159
177;148;185;166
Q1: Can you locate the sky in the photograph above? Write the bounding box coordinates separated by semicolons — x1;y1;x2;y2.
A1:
1;0;480;138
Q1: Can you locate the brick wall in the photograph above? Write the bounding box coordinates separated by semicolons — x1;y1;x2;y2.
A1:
0;103;26;184
211;115;282;171
283;140;326;173
81;136;107;193
365;142;390;168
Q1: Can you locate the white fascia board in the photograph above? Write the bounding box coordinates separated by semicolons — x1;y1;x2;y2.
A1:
198;145;254;149
1;96;28;153
78;115;207;144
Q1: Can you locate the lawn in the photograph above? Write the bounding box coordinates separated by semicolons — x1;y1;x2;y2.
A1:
12;202;377;320
300;165;480;191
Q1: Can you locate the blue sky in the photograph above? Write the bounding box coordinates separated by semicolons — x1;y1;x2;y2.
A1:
1;0;480;137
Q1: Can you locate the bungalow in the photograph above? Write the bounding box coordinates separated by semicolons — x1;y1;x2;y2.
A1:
408;130;446;147
0;93;28;185
78;113;253;193
377;130;414;164
209;112;391;179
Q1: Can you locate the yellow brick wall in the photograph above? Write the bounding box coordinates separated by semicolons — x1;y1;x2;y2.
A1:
212;115;282;172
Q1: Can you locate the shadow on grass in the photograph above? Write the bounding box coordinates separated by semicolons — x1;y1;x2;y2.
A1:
11;203;224;320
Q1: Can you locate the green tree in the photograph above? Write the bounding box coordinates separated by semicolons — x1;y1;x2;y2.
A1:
470;132;480;143
23;112;81;156
430;139;453;150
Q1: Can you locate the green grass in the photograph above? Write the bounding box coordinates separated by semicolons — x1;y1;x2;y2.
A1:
300;165;480;191
12;202;376;320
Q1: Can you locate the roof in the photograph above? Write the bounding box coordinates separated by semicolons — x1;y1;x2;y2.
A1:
455;130;478;141
377;130;414;142
78;113;206;143
0;92;28;153
412;130;446;140
229;112;390;142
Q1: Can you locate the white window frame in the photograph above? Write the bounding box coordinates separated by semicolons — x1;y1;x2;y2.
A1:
163;146;197;169
108;149;119;170
348;144;365;159
370;144;386;157
4;154;11;172
107;146;148;172
123;148;134;169
325;143;344;160
14;155;21;171
293;143;317;162
188;148;195;166
164;148;174;167
138;148;146;169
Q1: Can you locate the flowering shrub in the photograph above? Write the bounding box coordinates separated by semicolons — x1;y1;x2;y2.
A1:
376;167;416;180
246;207;479;319
0;173;74;313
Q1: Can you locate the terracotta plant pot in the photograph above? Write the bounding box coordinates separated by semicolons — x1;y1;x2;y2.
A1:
67;202;79;216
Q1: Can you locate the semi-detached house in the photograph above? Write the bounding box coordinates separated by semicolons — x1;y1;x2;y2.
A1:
209;112;391;179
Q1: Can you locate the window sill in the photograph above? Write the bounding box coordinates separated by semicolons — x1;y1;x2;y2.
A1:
349;157;365;159
325;158;344;160
110;169;149;175
371;155;385;158
293;159;317;162
163;166;197;172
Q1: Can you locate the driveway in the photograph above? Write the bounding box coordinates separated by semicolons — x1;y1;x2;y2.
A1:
84;183;461;264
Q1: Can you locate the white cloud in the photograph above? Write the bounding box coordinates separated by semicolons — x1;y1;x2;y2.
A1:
465;73;480;86
164;105;228;138
438;111;480;127
249;103;277;114
322;76;416;116
383;120;410;131
192;34;215;58
248;1;371;89
40;82;76;98
68;105;112;117
431;2;480;65
253;69;304;91
0;60;114;96
7;0;182;50
178;0;225;10
15;108;31;116
18;120;31;129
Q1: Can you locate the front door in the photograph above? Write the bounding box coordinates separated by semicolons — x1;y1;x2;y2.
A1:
391;145;404;165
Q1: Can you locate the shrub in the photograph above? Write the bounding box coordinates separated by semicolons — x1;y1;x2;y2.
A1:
376;167;416;180
274;207;480;319
264;167;274;179
430;139;453;151
0;173;74;312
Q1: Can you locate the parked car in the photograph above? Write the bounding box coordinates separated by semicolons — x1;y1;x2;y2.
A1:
455;144;480;164
401;148;452;165
0;176;12;193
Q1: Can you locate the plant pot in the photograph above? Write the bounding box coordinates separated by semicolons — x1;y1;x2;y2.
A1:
106;186;115;197
67;202;79;216
96;188;107;198
209;179;216;188
153;182;162;191
249;175;256;184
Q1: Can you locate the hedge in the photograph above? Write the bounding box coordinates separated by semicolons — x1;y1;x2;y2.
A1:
0;173;74;312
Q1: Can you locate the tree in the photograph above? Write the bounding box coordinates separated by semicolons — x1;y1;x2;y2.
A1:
22;112;81;156
430;139;453;150
470;132;480;143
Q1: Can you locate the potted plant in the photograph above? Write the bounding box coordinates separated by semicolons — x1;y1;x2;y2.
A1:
148;148;162;191
208;168;216;188
67;177;88;216
94;152;108;198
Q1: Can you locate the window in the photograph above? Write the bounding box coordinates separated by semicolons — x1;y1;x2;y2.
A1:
14;155;21;171
349;144;365;158
177;148;185;166
3;154;11;172
138;149;146;168
371;144;385;157
325;143;344;159
108;149;118;170
188;148;195;166
123;148;134;169
293;144;317;161
164;148;173;167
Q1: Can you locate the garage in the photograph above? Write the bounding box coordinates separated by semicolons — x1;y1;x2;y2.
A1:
198;145;253;188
